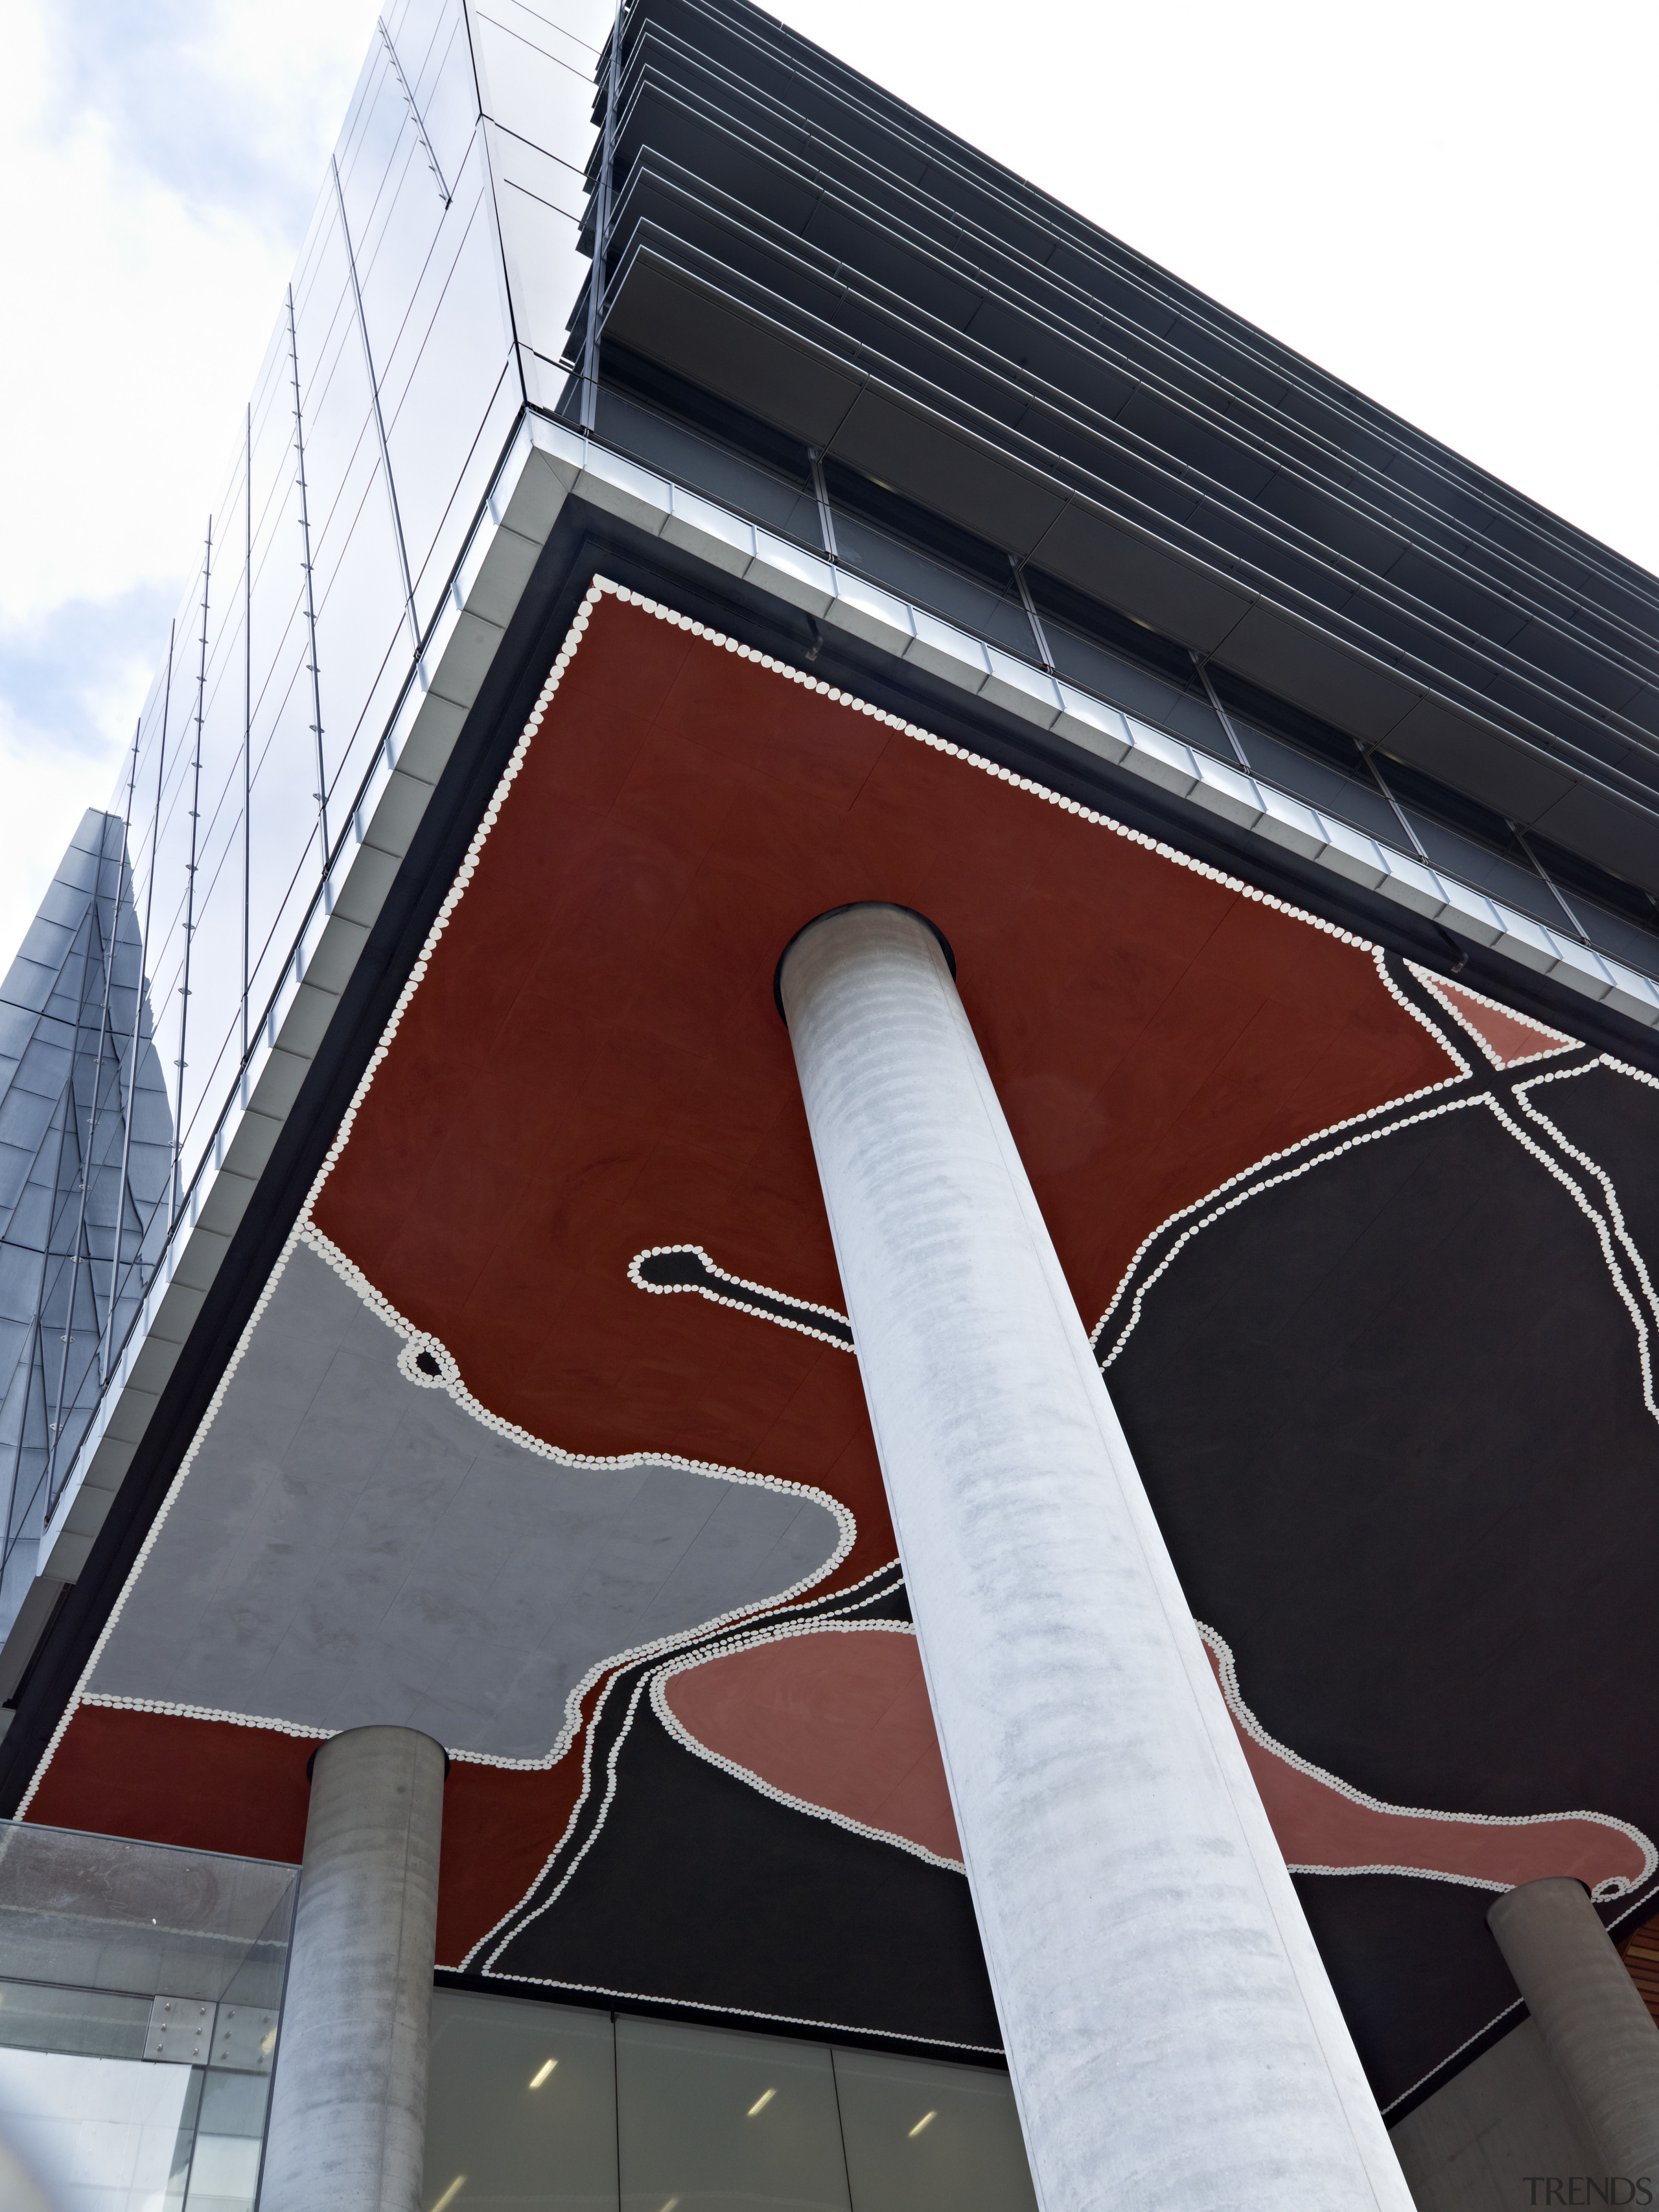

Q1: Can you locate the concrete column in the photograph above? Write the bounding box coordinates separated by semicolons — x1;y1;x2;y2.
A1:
1489;1877;1659;2183
261;1725;447;2212
778;903;1411;2212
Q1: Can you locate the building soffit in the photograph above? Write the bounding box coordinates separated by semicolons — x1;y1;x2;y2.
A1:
8;406;1659;1765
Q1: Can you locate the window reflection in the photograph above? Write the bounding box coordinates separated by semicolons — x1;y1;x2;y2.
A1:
423;1992;1038;2212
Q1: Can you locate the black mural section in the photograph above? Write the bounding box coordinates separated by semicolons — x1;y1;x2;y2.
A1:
1106;1064;1659;2109
494;1701;1002;2051
488;970;1659;2099
485;1563;1005;2052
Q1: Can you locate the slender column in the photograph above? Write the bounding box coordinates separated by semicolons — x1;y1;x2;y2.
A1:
261;1726;446;2212
778;903;1411;2212
1489;1878;1659;2181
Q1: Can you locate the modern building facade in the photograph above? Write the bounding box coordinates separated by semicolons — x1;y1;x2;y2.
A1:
4;1;1659;2206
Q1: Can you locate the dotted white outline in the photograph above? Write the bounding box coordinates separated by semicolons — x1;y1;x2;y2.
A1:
1478;1088;1659;1427
66;1220;857;1778
652;1618;965;1872
1200;1624;1654;1900
466;1562;910;1972
1511;1059;1659;1340
1408;962;1577;1067
1095;1093;1481;1370
1090;945;1471;1360
627;1244;853;1353
27;565;1405;1819
585;583;1393;949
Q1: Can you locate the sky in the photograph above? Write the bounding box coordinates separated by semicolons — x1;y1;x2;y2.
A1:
2;0;1655;964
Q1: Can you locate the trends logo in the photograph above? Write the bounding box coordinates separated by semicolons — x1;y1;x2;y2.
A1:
1524;2183;1654;2206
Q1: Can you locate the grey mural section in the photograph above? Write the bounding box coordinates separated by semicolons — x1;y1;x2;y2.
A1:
90;1243;845;1758
0;808;173;1635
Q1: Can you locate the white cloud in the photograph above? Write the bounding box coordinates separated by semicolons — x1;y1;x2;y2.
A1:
0;0;377;965
1;0;1654;972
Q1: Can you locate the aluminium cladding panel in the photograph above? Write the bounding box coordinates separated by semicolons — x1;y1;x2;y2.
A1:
597;235;1659;895
599;0;1659;883
631;0;1659;677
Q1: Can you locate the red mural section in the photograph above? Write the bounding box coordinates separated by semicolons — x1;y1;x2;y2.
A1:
25;591;1458;1927
662;1627;962;1864
314;596;1454;1531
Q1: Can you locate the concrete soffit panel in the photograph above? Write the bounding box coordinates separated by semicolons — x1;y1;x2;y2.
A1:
7;406;1659;1715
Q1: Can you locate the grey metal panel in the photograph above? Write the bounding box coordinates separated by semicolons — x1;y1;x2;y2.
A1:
826;388;1067;557
90;1242;843;1760
605;249;863;447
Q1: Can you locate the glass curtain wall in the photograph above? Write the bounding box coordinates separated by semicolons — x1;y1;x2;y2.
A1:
0;1821;296;2212
423;1990;1038;2212
29;0;608;1578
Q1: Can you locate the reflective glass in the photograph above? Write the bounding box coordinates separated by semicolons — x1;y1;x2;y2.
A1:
616;2016;851;2212
1039;615;1228;754
383;157;516;616
496;148;588;367
830;510;1035;662
338;47;418;269
831;2048;1036;2212
1402;811;1562;929
311;436;408;815
1565;892;1659;975
411;5;487;204
596;391;820;544
354;119;452;375
423;1992;618;2212
0;2046;194;2209
0;1824;294;2212
487;0;610;70
0;1980;150;2059
1231;723;1404;850
470;8;597;157
246;618;329;1025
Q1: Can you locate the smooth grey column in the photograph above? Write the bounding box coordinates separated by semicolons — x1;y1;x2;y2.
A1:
779;904;1411;2212
1489;1878;1659;2182
261;1726;446;2212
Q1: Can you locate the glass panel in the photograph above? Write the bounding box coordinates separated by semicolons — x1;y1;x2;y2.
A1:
470;10;596;159
412;6;485;204
405;364;520;662
381;157;516;623
1565;892;1659;977
1231;723;1405;850
0;1825;294;2212
832;2048;1037;2212
596;391;820;544
0;1979;150;2059
354;113;451;378
616;2015;851;2212
423;1991;618;2212
828;509;1036;662
496;152;588;370
1400;811;1562;927
0;2046;194;2209
1039;616;1229;755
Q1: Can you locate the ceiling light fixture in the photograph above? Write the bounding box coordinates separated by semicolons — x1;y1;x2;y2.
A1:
909;2112;938;2138
747;2088;777;2117
529;2059;558;2089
